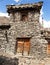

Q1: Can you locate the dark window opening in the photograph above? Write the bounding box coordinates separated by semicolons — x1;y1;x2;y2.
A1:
21;12;28;21
0;25;10;30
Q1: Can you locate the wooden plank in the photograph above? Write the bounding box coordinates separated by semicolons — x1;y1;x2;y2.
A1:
47;42;50;54
17;41;24;53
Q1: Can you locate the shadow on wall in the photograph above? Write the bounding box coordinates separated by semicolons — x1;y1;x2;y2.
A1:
0;55;18;65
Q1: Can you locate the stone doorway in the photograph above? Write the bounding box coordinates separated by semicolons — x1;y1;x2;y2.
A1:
16;38;30;56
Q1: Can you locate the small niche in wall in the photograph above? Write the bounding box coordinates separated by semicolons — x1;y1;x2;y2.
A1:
20;11;28;21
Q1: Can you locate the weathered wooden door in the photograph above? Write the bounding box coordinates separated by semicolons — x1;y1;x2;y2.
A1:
23;39;30;55
16;38;30;55
17;41;24;53
47;41;50;54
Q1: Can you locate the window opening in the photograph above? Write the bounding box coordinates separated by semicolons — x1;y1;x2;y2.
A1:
21;12;28;21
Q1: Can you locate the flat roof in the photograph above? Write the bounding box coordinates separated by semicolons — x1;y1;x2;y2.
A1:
7;1;43;13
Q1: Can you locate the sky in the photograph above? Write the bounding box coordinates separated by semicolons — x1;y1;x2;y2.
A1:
0;0;50;28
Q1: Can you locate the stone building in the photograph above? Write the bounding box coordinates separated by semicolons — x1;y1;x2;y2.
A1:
43;28;50;55
0;1;50;65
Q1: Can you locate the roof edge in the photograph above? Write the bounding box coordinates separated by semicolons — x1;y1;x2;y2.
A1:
7;1;43;13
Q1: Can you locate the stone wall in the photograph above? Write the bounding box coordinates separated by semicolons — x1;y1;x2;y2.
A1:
17;56;45;65
0;10;48;59
0;30;7;54
7;11;47;60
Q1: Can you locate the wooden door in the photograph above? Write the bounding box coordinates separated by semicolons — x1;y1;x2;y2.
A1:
47;41;50;54
23;39;30;55
16;38;30;55
17;41;24;53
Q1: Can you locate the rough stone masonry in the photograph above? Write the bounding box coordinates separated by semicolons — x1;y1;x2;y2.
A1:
0;1;50;65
